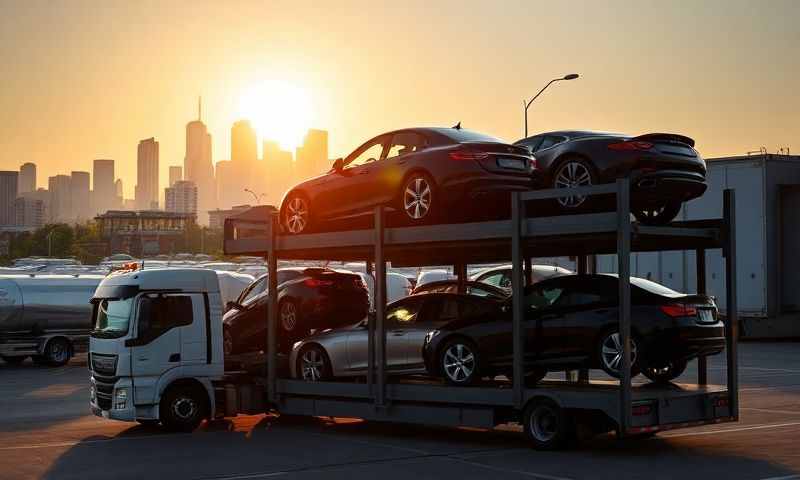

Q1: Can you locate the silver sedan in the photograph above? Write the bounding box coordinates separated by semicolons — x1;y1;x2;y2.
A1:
290;293;466;381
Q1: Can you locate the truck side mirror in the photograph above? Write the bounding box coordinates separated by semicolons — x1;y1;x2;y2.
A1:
226;301;244;311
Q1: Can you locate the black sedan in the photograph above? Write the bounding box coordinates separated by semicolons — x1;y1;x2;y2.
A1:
280;126;536;234
223;267;369;355
423;274;724;385
514;131;707;224
411;280;509;300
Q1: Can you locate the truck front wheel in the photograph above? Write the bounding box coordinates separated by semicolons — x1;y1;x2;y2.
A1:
160;384;209;432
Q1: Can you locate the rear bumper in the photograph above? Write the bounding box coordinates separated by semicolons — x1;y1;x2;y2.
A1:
646;323;725;364
630;169;707;203
441;175;537;219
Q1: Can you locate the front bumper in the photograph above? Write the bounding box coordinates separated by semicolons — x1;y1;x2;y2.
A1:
89;376;137;422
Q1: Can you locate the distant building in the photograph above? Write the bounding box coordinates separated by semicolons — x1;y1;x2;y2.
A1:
231;120;258;166
122;198;136;210
295;129;328;181
95;210;195;256
115;178;123;197
228;120;258;208
93;159;116;214
165;180;198;216
208;204;252;230
185;100;216;223
0;171;19;225
169;166;183;187
263;140;294;205
215;160;236;210
135;137;159;210
48;175;72;222
18;163;36;195
71;171;91;221
20;188;50;222
14;197;44;228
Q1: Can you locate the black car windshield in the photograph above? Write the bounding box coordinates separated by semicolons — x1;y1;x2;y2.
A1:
92;298;134;337
437;128;506;144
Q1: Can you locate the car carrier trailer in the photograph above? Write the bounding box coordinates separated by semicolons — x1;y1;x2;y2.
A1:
219;179;738;448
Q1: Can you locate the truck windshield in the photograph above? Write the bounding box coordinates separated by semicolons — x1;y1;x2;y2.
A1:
92;298;134;338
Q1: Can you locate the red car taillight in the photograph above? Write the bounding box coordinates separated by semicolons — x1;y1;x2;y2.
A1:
448;151;489;161
660;304;698;317
608;141;654;151
304;278;334;288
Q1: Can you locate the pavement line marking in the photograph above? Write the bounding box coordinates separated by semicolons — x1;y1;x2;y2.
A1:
661;421;800;438
741;407;800;416
741;385;800;392
449;457;576;480
757;475;800;480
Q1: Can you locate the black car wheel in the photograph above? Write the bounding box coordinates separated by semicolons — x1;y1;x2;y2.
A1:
160;384;208;432
402;173;435;222
552;157;596;209
297;345;332;382
523;398;574;450
440;338;479;385
282;193;311;234
598;331;640;379
632;201;682;225
280;299;298;333
642;359;688;383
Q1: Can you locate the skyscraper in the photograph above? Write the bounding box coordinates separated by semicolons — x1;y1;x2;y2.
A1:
169;166;183;187
0;171;19;225
184;99;215;224
70;171;91;221
93;159;115;214
48;175;72;222
14;197;44;228
165;180;198;217
229;120;259;207
215;160;235;209
295;129;329;181
18;163;36;195
135;137;159;210
263;140;294;205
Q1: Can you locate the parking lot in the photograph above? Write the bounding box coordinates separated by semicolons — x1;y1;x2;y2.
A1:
0;342;797;480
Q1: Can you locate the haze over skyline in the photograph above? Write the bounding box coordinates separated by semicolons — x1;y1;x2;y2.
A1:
1;0;797;198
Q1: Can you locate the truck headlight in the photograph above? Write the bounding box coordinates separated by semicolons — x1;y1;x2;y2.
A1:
115;388;128;410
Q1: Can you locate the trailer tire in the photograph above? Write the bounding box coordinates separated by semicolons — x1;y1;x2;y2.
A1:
43;337;72;366
1;355;27;366
523;398;574;450
160;384;209;432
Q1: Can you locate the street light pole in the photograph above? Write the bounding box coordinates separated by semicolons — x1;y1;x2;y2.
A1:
524;73;580;138
244;188;265;205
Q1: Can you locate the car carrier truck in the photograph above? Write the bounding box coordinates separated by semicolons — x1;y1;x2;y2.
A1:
88;180;739;449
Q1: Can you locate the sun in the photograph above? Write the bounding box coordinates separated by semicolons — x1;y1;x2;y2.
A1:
238;80;312;151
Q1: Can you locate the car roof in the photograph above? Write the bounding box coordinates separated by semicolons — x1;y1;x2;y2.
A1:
377;127;507;144
516;130;626;141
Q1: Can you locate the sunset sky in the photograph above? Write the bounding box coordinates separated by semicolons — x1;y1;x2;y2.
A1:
1;0;797;198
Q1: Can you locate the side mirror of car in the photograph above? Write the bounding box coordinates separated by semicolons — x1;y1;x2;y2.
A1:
332;158;344;172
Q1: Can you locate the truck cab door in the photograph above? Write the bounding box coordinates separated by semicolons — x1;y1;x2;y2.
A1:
129;293;195;406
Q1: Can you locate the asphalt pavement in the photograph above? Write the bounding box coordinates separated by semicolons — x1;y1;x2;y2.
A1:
1;343;799;480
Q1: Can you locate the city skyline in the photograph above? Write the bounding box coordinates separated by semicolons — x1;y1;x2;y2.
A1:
1;1;796;199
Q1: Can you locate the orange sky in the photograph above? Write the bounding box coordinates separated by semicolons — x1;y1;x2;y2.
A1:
1;0;797;198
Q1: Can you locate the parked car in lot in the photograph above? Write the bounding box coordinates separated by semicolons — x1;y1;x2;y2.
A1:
472;264;572;292
357;271;414;309
514;131;706;224
223;267;369;355
291;293;488;381
280;127;537;234
423;274;724;385
411;280;509;300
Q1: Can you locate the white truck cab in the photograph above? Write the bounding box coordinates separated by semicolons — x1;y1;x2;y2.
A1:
88;268;225;431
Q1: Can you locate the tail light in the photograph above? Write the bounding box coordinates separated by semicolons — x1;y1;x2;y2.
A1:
608;141;654;151
449;151;489;160
632;403;653;416
304;277;334;288
660;304;698;317
714;396;729;408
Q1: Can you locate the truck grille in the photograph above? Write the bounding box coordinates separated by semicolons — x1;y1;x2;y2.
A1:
92;374;117;411
90;353;118;376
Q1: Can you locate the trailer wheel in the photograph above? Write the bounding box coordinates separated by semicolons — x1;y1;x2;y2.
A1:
523;398;574;450
1;355;27;366
160;384;209;432
43;337;71;366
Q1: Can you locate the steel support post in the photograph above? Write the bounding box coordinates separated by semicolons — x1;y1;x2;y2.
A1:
616;179;632;434
455;263;467;293
696;248;708;386
511;192;525;408
724;190;739;419
577;255;588;275
374;207;387;407
524;258;533;286
267;213;279;403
